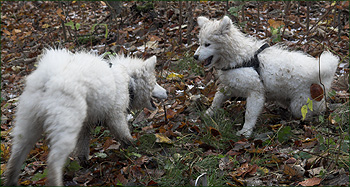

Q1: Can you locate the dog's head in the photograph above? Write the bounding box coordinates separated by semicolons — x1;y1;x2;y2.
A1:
193;16;236;69
128;56;167;111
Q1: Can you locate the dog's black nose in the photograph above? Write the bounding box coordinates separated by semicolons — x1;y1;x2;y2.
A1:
193;55;199;60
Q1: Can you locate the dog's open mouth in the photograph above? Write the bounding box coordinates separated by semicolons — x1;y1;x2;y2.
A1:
204;56;213;67
150;98;157;109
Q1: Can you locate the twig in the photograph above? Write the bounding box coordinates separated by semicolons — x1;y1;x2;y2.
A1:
297;3;334;47
306;1;310;32
164;104;168;122
186;1;193;46
59;2;67;42
257;2;260;26
179;0;183;46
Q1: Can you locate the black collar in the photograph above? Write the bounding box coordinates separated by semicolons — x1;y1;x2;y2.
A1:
220;43;270;75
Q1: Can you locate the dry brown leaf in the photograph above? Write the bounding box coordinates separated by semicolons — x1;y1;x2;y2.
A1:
235;162;249;177
102;137;115;150
268;19;285;29
283;164;298;177
310;84;323;101
209;127;221;137
3;29;11;35
247;164;259;175
56;8;65;20
166;108;177;119
298;177;322;186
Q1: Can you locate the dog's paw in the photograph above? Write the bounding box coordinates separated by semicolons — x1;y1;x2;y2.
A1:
236;128;253;138
205;108;214;116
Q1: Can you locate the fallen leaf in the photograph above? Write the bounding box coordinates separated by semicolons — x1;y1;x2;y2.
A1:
13;29;21;33
1;164;6;175
298;177;322;186
3;29;11;35
56;8;65;20
235;162;249;177
100;1;106;6
283;164;298;177
135;155;149;166
310;84;323;101
166;108;177;119
307;166;324;177
20;180;33;186
166;72;184;80
268;19;285;29
270;124;282;130
209;127;221;137
42;24;50;29
102;137;115;150
259;167;269;175
155;133;173;144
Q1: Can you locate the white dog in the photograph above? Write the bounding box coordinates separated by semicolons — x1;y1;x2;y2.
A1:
194;16;338;137
5;49;167;186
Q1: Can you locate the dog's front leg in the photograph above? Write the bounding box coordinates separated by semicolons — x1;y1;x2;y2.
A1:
106;111;134;145
206;90;230;116
236;91;265;137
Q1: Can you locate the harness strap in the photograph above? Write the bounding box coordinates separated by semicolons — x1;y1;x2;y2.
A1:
221;43;270;76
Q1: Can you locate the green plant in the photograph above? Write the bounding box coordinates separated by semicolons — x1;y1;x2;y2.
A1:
228;5;244;18
228;5;247;28
270;25;284;43
32;168;48;182
199;108;243;150
277;126;292;143
170;53;204;77
64;21;109;45
102;51;117;59
64;21;81;30
66;160;82;172
301;98;313;120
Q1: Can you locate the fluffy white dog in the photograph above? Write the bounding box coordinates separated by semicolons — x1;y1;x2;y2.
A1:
5;49;167;186
194;16;338;137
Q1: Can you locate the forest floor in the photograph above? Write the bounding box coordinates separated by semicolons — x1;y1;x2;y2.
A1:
1;1;349;186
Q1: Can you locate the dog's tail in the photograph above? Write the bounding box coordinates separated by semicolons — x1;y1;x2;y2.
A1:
319;51;339;90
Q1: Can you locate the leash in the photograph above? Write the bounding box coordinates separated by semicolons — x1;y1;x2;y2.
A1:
221;43;270;76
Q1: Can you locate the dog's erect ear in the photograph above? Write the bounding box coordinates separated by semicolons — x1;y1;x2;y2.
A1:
219;16;232;34
145;55;157;70
197;16;209;28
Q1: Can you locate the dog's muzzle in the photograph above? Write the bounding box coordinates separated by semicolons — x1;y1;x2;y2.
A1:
194;55;214;67
194;55;199;60
203;56;213;67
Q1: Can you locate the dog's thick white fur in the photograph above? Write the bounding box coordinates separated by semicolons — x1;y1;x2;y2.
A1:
5;49;167;186
194;16;338;137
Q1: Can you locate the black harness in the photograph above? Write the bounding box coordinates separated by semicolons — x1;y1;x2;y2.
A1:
221;43;270;76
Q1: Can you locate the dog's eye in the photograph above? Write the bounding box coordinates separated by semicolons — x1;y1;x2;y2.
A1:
204;43;211;47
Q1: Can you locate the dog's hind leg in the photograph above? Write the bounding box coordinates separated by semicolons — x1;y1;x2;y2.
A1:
206;90;230;116
73;125;91;165
236;91;265;137
44;101;86;186
4;116;43;186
